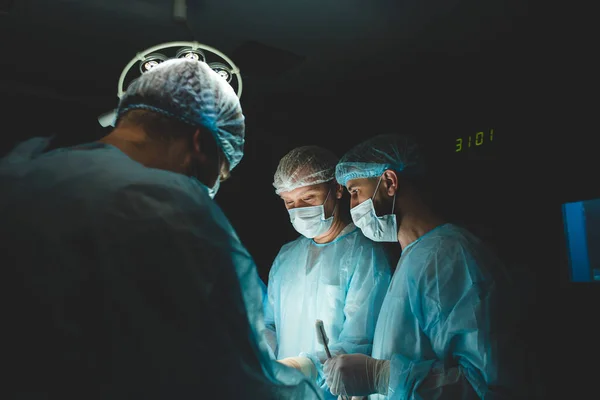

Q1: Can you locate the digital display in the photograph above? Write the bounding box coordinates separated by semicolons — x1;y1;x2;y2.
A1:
563;198;600;282
455;129;495;153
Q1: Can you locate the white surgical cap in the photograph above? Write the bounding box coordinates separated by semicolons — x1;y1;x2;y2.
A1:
273;146;338;195
116;58;246;170
335;134;422;186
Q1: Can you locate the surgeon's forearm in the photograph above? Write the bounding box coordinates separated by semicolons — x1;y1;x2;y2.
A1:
264;325;278;357
417;372;478;399
333;275;386;362
417;363;462;394
388;356;476;399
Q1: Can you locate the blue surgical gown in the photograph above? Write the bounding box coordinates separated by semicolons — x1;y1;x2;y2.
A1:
370;223;527;400
265;224;392;399
0;137;322;399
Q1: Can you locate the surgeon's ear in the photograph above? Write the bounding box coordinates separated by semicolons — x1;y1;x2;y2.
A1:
191;129;202;154
191;129;210;164
335;183;344;199
383;170;399;196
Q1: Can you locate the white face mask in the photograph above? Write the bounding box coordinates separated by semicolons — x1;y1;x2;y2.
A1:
202;151;223;200
288;190;336;239
350;176;398;242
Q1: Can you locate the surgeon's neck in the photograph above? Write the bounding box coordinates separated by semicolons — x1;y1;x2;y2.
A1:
313;208;349;244
99;126;189;174
396;198;445;250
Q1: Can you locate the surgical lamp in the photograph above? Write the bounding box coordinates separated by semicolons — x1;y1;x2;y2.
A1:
98;41;242;128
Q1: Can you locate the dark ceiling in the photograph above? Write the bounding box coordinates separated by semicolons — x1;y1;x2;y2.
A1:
0;0;532;110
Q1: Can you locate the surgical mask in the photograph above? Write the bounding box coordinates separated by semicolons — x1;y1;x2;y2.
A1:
288;190;336;238
350;176;398;242
207;150;223;199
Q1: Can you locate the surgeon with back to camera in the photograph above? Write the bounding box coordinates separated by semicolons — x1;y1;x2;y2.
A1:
264;145;392;399
1;58;322;399
322;134;531;399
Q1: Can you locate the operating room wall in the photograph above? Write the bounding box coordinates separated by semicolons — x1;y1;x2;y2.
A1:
1;81;536;284
217;84;533;284
0;92;106;155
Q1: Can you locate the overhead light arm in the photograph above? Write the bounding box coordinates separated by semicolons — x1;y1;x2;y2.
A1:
98;41;242;128
173;0;187;21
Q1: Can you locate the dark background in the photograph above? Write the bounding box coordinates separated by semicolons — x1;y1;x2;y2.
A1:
1;0;595;397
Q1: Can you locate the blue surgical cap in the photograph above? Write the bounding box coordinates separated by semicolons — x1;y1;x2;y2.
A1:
335;134;422;186
273;146;338;195
117;58;245;171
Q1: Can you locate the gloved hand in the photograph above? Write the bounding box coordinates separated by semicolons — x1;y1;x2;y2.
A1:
277;356;318;381
324;354;390;396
